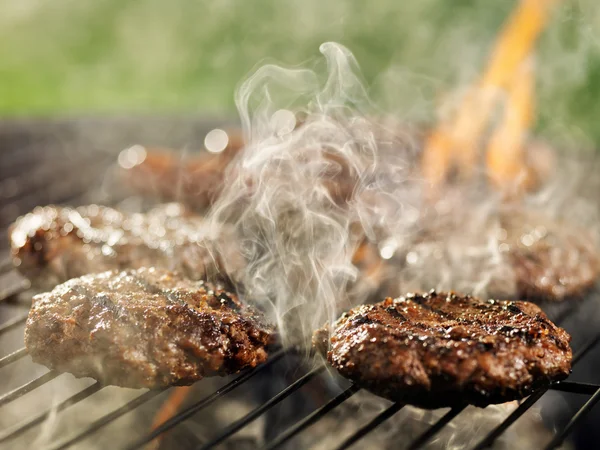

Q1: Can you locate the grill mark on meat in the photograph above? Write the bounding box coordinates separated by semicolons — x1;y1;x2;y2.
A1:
25;268;275;388
384;306;407;321
314;291;572;409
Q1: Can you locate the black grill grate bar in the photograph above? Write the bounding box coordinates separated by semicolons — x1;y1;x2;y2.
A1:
261;384;361;450
407;405;468;450
0;160;116;230
573;333;600;365
126;348;288;450
195;365;326;450
0;314;28;335
334;401;405;450
467;331;600;450
0;279;31;303
471;389;547;450
0;382;103;444
0;154;109;206
550;381;600;396
1;185;94;229
549;302;581;326
0;257;12;274
544;388;600;450
0;347;27;370
0;371;60;408
46;388;166;450
277;323;600;450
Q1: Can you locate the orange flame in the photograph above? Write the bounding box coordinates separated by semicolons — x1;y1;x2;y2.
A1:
146;387;192;450
423;0;560;191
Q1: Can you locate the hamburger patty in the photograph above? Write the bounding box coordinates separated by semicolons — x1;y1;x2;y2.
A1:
25;267;274;388
499;209;600;301
121;143;242;211
313;291;572;408
400;205;600;303
10;203;243;290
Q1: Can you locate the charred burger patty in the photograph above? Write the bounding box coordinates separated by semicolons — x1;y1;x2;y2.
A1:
25;267;274;388
313;291;572;408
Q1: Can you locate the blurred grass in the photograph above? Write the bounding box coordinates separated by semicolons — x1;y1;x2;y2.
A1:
0;0;599;145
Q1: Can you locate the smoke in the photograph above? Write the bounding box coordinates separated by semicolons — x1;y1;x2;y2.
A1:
207;42;420;347
207;35;600;352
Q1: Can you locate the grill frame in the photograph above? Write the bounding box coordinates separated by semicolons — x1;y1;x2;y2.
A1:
0;117;599;450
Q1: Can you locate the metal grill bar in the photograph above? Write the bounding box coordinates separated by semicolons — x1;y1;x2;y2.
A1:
0;257;12;273
1;155;106;203
196;365;326;450
468;332;600;450
544;388;600;450
472;389;547;450
47;389;166;450
261;385;361;450
0;347;27;369
126;348;288;450
573;334;600;364
550;381;600;396
334;401;405;450
0;371;60;407
0;279;30;302
0;382;103;444
0;313;28;334
407;405;467;450
1;144;57;173
549;302;581;326
1;186;97;229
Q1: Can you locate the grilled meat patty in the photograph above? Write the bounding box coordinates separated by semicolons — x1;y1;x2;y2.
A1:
401;205;600;303
123;149;357;208
10;203;242;289
313;291;572;408
122;143;242;210
499;209;600;302
25;267;274;388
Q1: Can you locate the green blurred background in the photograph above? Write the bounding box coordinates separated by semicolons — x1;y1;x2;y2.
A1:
1;0;599;145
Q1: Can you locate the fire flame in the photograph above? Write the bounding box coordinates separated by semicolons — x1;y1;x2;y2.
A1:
423;0;560;193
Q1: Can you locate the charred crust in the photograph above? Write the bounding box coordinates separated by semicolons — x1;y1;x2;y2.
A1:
24;268;274;389
314;291;572;409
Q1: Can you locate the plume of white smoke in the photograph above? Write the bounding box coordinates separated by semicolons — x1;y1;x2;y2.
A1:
207;42;420;348
207;38;600;348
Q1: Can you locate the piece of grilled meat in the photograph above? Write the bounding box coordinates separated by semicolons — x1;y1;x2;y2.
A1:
10;203;243;290
122;146;358;211
25;267;274;388
122;142;242;210
499;209;600;302
313;291;572;409
401;204;600;303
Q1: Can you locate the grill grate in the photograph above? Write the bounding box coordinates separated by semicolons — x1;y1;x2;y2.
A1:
0;119;599;450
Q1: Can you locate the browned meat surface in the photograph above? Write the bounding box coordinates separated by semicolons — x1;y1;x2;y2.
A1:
122;145;358;210
25;267;274;388
314;291;572;409
500;209;600;301
10;203;243;290
122;142;242;210
401;204;600;303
